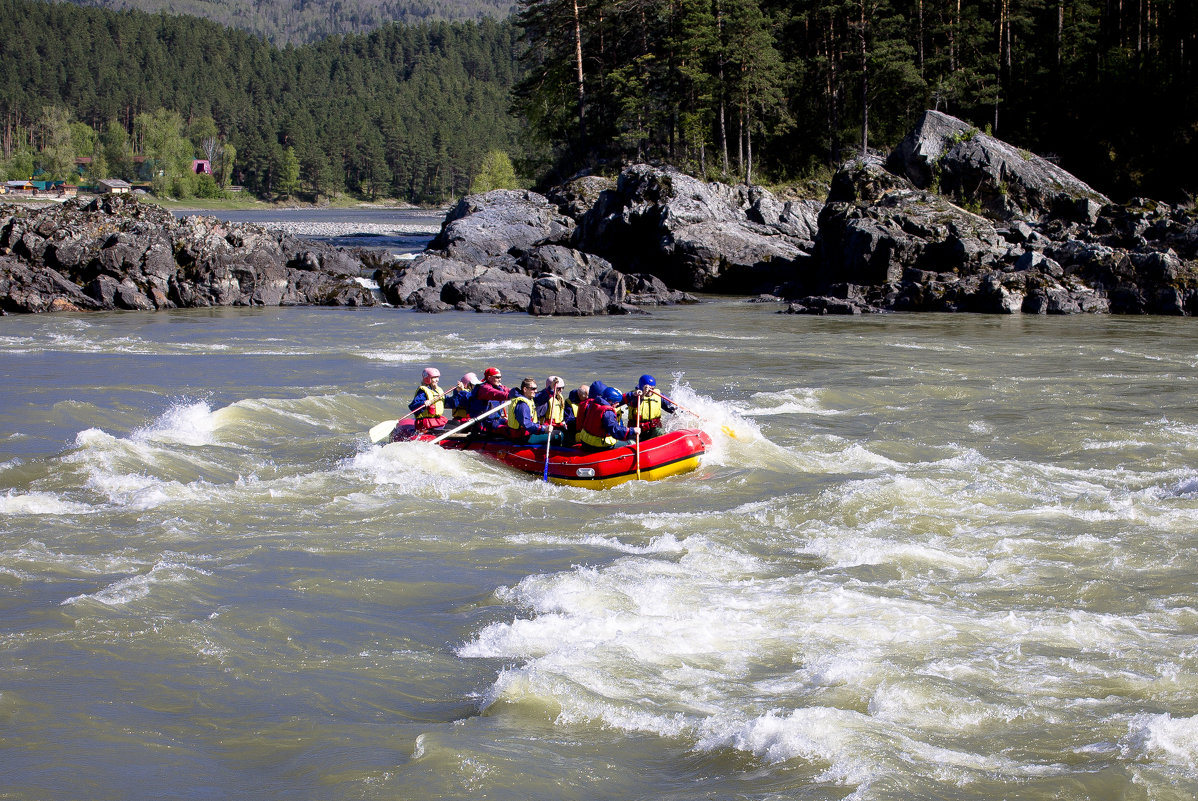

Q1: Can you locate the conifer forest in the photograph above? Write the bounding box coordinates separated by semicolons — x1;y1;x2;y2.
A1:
1;0;1194;203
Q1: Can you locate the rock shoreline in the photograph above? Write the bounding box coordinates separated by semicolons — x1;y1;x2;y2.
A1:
4;109;1196;316
0;195;376;313
378;109;1196;317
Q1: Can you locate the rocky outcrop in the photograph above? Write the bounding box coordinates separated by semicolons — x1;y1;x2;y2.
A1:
795;113;1198;316
378;186;695;315
887;109;1110;222
575;164;819;292
429;190;575;268
379;164;821;314
0;195;375;314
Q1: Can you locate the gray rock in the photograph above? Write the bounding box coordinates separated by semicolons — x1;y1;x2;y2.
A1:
0;195;374;313
430;190;575;267
887;110;1110;221
814;159;1007;287
529;276;612;316
575;164;811;292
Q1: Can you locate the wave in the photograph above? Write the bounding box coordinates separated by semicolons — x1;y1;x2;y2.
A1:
0;491;94;516
60;557;211;607
1122;712;1198;770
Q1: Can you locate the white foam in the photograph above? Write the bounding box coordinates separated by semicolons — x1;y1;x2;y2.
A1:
744;387;839;417
506;531;688;555
60;558;211;607
131;401;218;446
1123;712;1198;769
0;491;93;516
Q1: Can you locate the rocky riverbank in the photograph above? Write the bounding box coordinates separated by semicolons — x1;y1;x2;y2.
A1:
0;195;376;313
5;109;1196;316
380;109;1196;316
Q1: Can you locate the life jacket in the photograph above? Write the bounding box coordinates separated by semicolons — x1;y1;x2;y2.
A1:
577;398;617;448
541;394;566;425
414;385;444;419
632;392;663;429
506;395;537;435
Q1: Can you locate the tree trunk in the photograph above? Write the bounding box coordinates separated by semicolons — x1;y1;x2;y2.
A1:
715;0;729;176
917;0;924;76
573;0;586;151
859;0;868;156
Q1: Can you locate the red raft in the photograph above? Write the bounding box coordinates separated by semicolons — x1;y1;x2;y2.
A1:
392;424;712;489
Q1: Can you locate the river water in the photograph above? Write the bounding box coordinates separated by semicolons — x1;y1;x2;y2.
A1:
173;207;445;257
2;303;1197;800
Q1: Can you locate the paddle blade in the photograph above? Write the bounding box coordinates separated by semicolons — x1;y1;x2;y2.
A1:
721;425;739;439
368;419;397;444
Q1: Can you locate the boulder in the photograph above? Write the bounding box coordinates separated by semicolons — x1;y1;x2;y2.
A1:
529;275;613;316
814;157;1008;288
887;109;1110;221
0;195;375;313
575;164;812;292
430;190;575;268
385;183;699;315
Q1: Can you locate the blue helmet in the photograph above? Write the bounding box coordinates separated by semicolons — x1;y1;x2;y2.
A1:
589;380;608;399
603;386;624;406
639;374;656;389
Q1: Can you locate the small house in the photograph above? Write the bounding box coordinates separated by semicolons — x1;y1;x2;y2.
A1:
98;178;132;194
192;159;212;175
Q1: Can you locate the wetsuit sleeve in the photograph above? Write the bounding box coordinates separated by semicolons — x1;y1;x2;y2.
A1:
409;387;430;412
603;408;632;440
515;401;547;434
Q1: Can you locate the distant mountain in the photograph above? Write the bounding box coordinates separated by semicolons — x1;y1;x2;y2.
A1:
58;0;516;44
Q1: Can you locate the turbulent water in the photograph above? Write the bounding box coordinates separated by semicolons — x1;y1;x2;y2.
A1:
2;303;1197;801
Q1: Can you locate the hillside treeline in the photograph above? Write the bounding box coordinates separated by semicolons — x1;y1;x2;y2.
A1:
4;0;1196;204
0;0;523;202
519;0;1198;201
60;0;516;45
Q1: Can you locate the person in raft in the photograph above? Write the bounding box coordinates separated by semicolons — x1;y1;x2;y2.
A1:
446;372;478;421
506;378;558;444
410;367;449;431
577;384;639;450
624;374;676;439
534;375;573;434
468;367;510;435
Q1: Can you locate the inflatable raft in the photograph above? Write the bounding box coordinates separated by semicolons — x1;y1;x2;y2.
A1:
392;424;711;489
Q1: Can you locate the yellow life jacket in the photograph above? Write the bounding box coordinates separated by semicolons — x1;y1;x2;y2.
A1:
578;400;617;448
506;395;537;432
542;394;565;425
414;385;444;418
632;392;662;423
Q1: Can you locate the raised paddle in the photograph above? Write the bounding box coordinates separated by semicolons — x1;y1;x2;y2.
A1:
648;388;739;439
541;395;557;482
634;397;642;479
429;398;516;445
368;389;448;443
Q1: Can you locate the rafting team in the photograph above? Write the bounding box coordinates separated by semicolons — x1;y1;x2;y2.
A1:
406;366;678;450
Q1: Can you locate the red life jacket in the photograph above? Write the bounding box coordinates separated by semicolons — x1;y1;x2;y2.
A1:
578;398;616;448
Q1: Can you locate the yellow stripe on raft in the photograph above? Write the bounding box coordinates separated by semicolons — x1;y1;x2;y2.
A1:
548;453;704;489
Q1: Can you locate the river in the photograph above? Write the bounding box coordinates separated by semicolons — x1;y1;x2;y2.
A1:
172;207;446;257
2;303;1197;800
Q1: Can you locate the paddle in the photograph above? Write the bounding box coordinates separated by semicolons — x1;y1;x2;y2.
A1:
368;389;447;444
634;396;642;479
648;388;739;439
541;395;557;482
429;398;516;445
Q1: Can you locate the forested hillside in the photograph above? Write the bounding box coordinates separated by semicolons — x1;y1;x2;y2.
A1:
59;0;514;45
519;0;1198;201
3;0;1195;205
0;0;523;202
